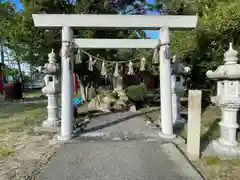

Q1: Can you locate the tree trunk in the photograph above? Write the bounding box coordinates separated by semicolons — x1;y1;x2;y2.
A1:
0;44;6;84
0;44;4;64
16;59;24;91
29;65;34;89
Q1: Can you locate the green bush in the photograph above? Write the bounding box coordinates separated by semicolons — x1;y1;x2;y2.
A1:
126;83;147;102
98;90;118;100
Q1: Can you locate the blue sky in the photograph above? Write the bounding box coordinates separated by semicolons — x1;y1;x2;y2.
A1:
10;0;159;39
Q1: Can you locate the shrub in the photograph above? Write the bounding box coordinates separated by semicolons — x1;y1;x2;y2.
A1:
126;83;147;102
106;91;118;99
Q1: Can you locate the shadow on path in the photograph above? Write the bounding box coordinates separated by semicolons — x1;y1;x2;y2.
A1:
79;109;158;135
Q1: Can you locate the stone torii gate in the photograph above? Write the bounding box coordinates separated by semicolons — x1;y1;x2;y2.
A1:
32;14;197;141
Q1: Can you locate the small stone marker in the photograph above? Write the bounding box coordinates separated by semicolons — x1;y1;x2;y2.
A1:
129;105;137;112
186;90;202;161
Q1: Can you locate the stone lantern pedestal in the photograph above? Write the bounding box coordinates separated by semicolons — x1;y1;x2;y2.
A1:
171;54;190;125
206;43;240;156
42;50;61;128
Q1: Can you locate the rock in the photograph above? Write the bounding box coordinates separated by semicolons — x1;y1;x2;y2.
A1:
129;105;136;112
99;95;117;111
102;95;117;103
88;95;101;110
88;98;96;109
113;101;124;109
117;91;129;101
99;102;111;112
87;87;96;100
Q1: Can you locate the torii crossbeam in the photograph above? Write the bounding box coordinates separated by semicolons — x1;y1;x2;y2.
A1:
32;14;197;29
74;39;159;49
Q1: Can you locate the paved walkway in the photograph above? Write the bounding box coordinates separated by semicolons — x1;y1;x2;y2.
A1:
36;111;204;180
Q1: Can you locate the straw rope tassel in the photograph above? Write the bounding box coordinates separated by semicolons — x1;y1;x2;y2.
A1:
88;56;94;71
140;57;146;71
113;63;120;77
76;49;82;64
127;61;134;75
101;61;107;76
152;48;159;64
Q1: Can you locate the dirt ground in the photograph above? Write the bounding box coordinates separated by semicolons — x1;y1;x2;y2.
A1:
141;104;240;180
0;93;60;180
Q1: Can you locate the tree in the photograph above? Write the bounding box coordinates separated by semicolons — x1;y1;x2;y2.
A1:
171;0;240;88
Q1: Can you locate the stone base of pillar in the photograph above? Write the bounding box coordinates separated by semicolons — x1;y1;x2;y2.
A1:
159;131;176;140
34;126;60;133
210;139;240;156
57;133;75;141
42;119;58;128
174;117;186;126
57;127;81;142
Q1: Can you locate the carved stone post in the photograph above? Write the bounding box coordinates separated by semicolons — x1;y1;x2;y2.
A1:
171;53;190;125
206;43;240;156
42;50;60;128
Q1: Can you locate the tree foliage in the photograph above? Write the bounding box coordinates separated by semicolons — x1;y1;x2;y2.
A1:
2;0;240;89
168;0;240;88
1;0;149;67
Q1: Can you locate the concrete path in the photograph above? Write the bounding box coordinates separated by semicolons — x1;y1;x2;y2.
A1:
78;111;161;140
36;111;204;180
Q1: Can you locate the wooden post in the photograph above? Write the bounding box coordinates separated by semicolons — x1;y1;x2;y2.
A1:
186;90;202;161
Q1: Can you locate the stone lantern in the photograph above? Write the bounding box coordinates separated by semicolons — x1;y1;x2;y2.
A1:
206;43;240;156
42;49;61;128
171;53;190;125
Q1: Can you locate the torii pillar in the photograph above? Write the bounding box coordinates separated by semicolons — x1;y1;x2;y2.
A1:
158;27;176;139
58;26;74;141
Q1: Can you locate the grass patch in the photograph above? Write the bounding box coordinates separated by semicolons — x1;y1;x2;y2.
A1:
23;90;42;98
194;157;240;180
0;101;46;133
0;147;12;157
0;91;46;157
201;156;221;165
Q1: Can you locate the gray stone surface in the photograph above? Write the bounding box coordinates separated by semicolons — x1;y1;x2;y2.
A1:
37;141;203;180
78;111;161;140
36;111;204;180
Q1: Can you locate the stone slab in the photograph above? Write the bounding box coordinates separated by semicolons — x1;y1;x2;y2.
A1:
36;141;203;180
186;90;202;161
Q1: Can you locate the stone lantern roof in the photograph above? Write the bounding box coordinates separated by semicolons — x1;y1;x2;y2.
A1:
43;49;60;74
206;43;240;80
171;52;190;75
